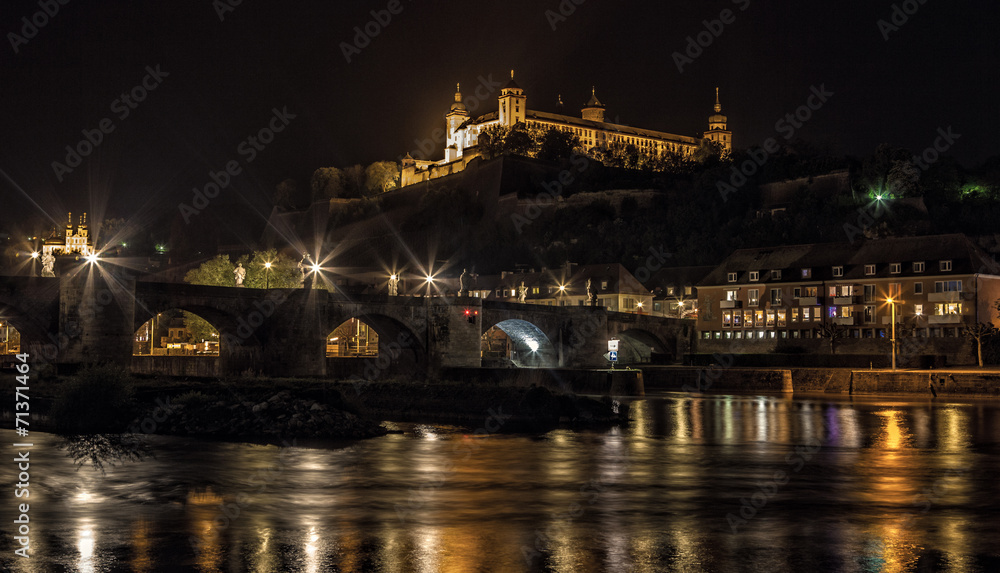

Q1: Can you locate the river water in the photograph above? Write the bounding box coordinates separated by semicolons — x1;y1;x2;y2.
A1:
2;392;999;572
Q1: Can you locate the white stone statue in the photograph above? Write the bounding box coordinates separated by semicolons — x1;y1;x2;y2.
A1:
388;274;399;296
518;281;527;303
297;253;311;285
459;268;468;296
234;262;246;286
41;252;55;277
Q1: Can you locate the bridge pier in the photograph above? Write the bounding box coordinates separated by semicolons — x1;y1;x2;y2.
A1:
58;265;135;368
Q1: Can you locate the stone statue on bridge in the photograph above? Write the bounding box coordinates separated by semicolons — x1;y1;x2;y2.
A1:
41;252;56;277
459;268;468;296
387;274;399;296
518;281;527;303
234;263;246;287
297;253;311;286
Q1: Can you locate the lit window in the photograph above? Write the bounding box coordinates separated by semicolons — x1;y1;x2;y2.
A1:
915;304;923;315
801;268;811;279
748;289;760;307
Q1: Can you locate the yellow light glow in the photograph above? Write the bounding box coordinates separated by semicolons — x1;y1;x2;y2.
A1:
31;252;39;259
310;264;320;272
264;262;272;269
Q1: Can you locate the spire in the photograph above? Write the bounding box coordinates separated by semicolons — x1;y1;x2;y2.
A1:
714;87;722;113
585;86;603;108
455;83;462;102
511;69;515;80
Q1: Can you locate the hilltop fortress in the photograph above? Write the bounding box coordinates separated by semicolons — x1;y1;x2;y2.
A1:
402;72;732;187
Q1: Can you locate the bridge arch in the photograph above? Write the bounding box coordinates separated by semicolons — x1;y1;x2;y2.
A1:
324;312;425;375
616;328;672;365
482;318;557;368
133;308;220;356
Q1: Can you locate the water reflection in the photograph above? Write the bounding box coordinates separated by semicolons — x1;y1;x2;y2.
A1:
1;394;998;572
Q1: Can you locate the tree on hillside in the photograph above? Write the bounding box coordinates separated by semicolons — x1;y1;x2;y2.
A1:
183;312;218;343
857;144;920;198
536;129;580;162
184;254;237;286
365;161;400;194
310;167;346;201
478;125;509;159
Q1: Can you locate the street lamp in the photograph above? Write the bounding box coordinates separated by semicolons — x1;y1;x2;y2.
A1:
264;261;272;289
887;297;897;370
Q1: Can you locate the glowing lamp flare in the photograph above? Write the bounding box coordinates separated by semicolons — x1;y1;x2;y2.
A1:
85;253;100;264
311;264;321;273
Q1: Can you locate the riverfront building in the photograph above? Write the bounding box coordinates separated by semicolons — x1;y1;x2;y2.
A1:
696;234;1000;365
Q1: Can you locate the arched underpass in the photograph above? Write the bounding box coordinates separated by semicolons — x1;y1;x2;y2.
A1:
615;328;672;365
482;319;557;368
326;315;423;379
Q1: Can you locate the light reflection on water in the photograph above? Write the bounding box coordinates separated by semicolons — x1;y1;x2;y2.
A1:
1;393;999;572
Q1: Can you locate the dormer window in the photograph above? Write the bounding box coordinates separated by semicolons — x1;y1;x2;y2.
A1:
771;270;782;280
890;263;901;274
749;271;759;282
940;260;952;272
832;266;844;277
864;265;876;276
801;268;812;279
727;272;738;283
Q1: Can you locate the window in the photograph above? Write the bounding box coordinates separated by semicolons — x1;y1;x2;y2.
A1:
934;303;962;315
744;310;753;327
771;270;782;280
601;280;608;290
830;285;854;297
801;268;812;279
733;311;742;327
725;289;739;301
723;311;732;327
748;289;760;307
749;271;759;282
889;283;901;299
533;287;540;294
865;264;876;276
777;310;787;327
793;287;801;297
914;282;923;295
914;304;923;316
792;308;800;322
890;263;901;274
803;286;818;297
833;266;844;277
766;310;775;327
864;305;875;323
934;280;962;293
864;284;876;303
666;287;676;296
914;261;925;273
727;272;738;283
802;307;811;322
755;310;764;326
684;286;693;296
770;288;782;305
940;260;952;272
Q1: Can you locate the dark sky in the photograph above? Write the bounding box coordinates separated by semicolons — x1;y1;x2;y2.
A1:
1;0;997;238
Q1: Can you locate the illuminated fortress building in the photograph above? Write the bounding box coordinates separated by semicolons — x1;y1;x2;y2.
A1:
402;72;731;186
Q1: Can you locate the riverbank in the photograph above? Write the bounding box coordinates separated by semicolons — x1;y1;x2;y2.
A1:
643;365;1000;398
0;367;628;440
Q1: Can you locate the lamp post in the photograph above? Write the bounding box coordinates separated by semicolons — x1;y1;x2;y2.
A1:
887;297;897;370
264;262;272;289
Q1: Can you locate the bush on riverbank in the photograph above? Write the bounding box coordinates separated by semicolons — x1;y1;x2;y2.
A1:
50;364;138;433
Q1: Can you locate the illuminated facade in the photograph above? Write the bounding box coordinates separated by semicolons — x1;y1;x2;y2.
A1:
402;72;732;186
42;212;94;258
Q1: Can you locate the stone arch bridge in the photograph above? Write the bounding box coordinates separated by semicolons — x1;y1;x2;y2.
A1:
0;271;691;377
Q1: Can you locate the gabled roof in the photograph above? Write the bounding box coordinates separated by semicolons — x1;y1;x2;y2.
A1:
700;234;1000;287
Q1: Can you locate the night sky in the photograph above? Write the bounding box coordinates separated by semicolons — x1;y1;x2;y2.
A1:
1;0;997;239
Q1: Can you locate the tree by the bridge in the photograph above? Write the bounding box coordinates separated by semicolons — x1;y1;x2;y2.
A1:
183;312;218;344
184;250;306;289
